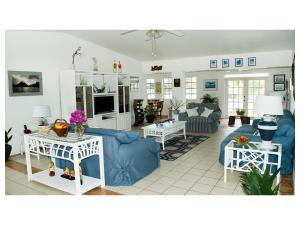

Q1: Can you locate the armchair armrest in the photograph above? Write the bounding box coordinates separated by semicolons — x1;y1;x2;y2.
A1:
178;112;188;121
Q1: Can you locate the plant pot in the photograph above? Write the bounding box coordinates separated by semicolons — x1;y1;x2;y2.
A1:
145;115;155;123
236;111;245;116
5;144;12;161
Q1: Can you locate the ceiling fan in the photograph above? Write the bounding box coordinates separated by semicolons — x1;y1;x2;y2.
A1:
120;30;184;57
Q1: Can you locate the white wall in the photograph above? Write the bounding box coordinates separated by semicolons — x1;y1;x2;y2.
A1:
5;31;141;155
141;50;294;114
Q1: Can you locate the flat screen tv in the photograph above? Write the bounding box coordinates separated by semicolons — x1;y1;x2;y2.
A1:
94;96;114;114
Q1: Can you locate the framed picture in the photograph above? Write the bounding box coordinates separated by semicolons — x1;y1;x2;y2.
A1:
274;74;285;83
222;59;229;68
248;57;256;66
274;83;285;91
174;78;180;87
155;82;162;94
235;58;243;67
210;60;217;68
204;79;218;91
8;71;43;96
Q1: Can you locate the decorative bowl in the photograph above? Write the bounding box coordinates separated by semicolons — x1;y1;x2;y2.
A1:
52;119;69;137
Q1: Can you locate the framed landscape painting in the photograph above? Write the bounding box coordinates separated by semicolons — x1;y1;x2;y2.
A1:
8;71;43;96
204;79;218;91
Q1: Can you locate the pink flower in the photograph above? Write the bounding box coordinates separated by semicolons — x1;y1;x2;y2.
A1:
69;110;87;125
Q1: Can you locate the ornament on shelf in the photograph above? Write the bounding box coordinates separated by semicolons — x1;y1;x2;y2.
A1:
92;57;98;71
48;161;55;176
71;46;82;69
113;60;117;73
118;61;122;73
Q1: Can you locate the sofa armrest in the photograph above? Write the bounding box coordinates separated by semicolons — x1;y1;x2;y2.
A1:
178;112;188;121
208;111;221;122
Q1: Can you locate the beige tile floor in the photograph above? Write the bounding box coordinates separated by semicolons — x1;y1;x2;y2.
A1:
5;124;245;195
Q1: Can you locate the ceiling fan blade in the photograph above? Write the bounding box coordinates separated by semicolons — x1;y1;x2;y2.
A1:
164;30;184;37
120;30;137;35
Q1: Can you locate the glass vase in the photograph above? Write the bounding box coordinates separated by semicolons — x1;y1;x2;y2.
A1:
75;124;85;138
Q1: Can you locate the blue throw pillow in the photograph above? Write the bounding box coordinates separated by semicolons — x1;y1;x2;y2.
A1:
126;131;140;141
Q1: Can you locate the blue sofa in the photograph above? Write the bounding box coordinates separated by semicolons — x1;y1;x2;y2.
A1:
219;110;295;175
56;127;160;186
178;103;221;133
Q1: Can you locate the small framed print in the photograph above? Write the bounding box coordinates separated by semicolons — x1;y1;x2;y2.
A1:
274;74;285;83
235;58;243;67
210;60;217;68
204;79;218;91
274;83;285;91
222;59;229;68
248;57;256;66
174;78;180;87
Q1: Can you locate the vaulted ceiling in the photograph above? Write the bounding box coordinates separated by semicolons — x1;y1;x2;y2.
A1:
62;30;295;61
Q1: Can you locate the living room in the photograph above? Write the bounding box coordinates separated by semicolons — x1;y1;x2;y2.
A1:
2;0;299;224
5;29;295;196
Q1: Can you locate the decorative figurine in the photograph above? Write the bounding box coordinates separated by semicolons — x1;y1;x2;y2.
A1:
113;60;117;73
118;61;122;73
63;167;70;177
71;46;82;69
48;161;55;176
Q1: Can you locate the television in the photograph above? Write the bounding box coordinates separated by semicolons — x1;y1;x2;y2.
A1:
94;96;114;114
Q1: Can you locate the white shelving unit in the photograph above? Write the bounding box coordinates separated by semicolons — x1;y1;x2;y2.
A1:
24;133;105;195
60;70;131;130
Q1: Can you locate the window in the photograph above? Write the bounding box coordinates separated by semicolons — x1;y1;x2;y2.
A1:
130;76;139;92
146;78;155;99
186;77;197;99
163;78;172;99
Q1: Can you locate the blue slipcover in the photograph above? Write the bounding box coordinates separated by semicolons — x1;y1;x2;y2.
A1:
219;110;295;174
55;128;160;186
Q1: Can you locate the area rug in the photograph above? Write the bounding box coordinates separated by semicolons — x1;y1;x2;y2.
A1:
160;135;209;161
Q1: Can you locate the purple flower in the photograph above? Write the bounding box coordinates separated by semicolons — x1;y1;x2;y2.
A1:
69;110;87;125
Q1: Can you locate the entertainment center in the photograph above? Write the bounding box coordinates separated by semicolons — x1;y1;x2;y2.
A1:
60;70;131;130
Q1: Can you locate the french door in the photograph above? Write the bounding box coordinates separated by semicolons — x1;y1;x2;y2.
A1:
226;78;266;117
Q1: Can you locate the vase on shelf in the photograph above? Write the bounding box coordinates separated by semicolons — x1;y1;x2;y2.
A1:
75;124;85;138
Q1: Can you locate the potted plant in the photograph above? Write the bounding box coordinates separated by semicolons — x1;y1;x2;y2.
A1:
169;98;185;115
240;165;280;195
236;108;245;116
144;104;155;123
200;94;219;104
5;128;13;161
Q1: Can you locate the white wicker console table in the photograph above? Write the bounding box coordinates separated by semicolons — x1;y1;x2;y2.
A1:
224;140;282;185
142;121;186;150
24;133;105;195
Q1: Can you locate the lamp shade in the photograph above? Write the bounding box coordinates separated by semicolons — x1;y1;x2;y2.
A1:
32;105;51;118
253;96;283;115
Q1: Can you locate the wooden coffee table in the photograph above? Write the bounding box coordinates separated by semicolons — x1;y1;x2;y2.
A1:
142;121;186;150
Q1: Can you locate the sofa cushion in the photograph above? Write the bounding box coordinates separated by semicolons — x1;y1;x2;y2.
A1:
274;118;295;137
200;107;214;117
186;107;199;117
84;127;140;144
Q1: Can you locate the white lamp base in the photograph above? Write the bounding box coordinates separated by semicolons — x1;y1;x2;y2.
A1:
259;140;276;150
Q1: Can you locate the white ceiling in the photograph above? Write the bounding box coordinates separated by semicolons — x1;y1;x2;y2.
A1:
62;30;295;61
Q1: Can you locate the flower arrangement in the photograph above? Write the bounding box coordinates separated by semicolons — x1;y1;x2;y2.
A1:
69;110;87;137
233;135;249;148
236;108;245;115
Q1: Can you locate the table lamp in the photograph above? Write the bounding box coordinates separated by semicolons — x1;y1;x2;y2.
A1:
253;96;283;149
32;105;51;126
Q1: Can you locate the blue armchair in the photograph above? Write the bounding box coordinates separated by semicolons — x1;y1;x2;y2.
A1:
219;110;295;175
55;127;160;186
178;103;221;133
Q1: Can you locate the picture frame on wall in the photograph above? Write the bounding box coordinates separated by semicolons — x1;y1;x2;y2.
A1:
235;58;243;67
222;59;229;68
274;83;285;91
210;60;217;68
204;79;218;91
174;78;180;87
8;71;43;96
274;74;285;83
155;82;162;94
248;57;256;66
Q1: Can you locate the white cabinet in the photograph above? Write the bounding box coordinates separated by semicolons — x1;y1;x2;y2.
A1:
60;70;131;130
